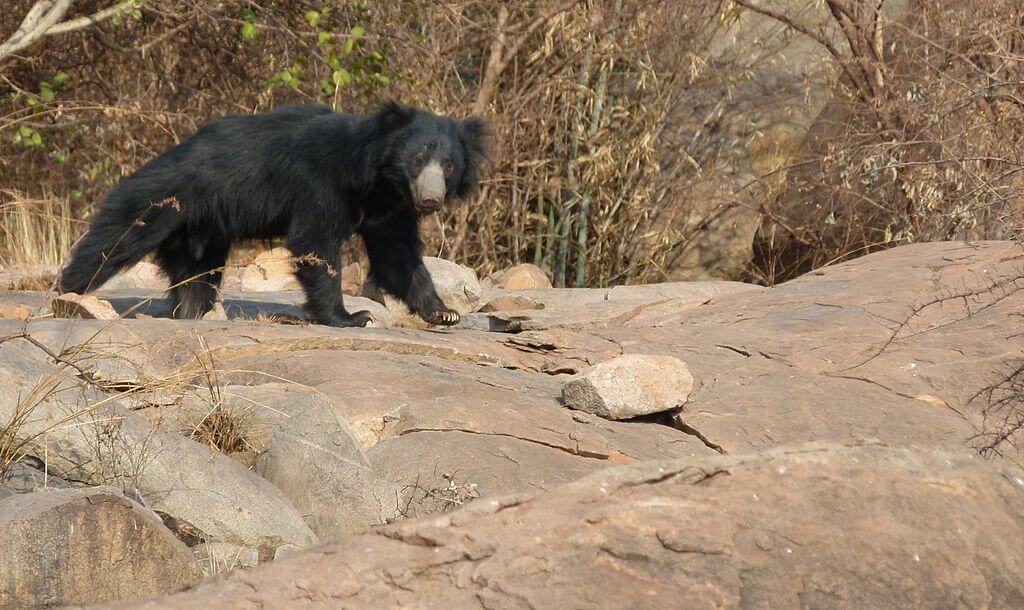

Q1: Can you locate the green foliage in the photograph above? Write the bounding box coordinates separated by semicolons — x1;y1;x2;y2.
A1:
240;8;258;41
110;0;144;26
262;7;391;100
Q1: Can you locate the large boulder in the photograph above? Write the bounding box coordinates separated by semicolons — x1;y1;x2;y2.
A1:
111;444;1024;609
0;487;201;608
253;388;403;538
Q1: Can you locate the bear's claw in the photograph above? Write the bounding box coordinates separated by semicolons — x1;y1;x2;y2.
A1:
426;310;460;326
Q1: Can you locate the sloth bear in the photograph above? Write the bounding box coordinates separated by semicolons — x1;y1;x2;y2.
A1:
59;102;487;327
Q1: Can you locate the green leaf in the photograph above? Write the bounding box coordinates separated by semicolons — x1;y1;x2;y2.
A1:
332;69;352;86
305;11;320;27
374;73;390;85
327;52;342;70
241;8;257;22
52;72;68;86
240;22;257;41
317;31;333;45
39;83;55;102
351;26;365;38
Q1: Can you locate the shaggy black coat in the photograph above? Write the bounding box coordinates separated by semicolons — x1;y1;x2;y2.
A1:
59;102;488;326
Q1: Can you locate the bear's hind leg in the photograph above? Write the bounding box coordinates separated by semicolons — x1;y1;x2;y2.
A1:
156;231;229;320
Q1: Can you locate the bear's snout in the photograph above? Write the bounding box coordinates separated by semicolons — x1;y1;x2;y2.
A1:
413;161;446;214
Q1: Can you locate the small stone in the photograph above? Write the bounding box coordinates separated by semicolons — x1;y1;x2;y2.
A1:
0;304;30;320
51;293;119;320
489;263;552;290
202;302;228;321
562;354;694;420
479;294;543;312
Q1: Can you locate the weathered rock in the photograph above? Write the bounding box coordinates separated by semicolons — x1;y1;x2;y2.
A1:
478;293;543;312
101;262;168;290
254;390;402;538
114;444;1024;609
486;263;552;290
191;542;259;576
220;267;243;292
51;293;119;320
563;354;694;420
362;257;480;327
0;347;317;558
0;487;201;608
240;247;301;292
0;304;30;320
340;261;364;295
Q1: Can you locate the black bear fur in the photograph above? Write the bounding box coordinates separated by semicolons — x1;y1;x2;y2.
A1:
59;102;488;327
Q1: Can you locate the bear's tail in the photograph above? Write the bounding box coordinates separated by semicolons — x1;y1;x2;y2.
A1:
60;194;183;294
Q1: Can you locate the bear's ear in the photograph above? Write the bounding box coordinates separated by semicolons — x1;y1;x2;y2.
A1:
452;116;491;199
375;100;416;133
459;116;490;162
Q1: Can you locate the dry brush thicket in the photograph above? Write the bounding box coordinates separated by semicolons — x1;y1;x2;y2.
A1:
0;0;1022;285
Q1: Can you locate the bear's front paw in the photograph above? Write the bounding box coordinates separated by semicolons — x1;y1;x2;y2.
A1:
424;309;460;326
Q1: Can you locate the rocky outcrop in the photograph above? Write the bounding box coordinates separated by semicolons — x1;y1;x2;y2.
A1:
0;241;1021;608
114;444;1024;609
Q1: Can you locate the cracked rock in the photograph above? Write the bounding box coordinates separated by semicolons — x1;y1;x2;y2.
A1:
0;487;201;607
562;354;694;420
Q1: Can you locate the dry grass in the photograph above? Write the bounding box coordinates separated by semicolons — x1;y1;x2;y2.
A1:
0;190;85;268
391;468;481;521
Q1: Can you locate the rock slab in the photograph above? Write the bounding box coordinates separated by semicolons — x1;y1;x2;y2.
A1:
0;487;201;608
562;353;694;419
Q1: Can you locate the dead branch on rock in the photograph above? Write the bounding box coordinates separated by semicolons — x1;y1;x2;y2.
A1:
969;359;1024;460
838;261;1024;372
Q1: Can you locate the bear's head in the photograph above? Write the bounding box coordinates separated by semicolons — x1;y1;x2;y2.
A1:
370;102;489;215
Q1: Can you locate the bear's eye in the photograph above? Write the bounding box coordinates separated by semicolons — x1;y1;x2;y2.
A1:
443;161;454;174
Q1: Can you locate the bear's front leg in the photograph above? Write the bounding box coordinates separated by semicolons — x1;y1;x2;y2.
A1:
361;213;459;327
287;230;372;328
